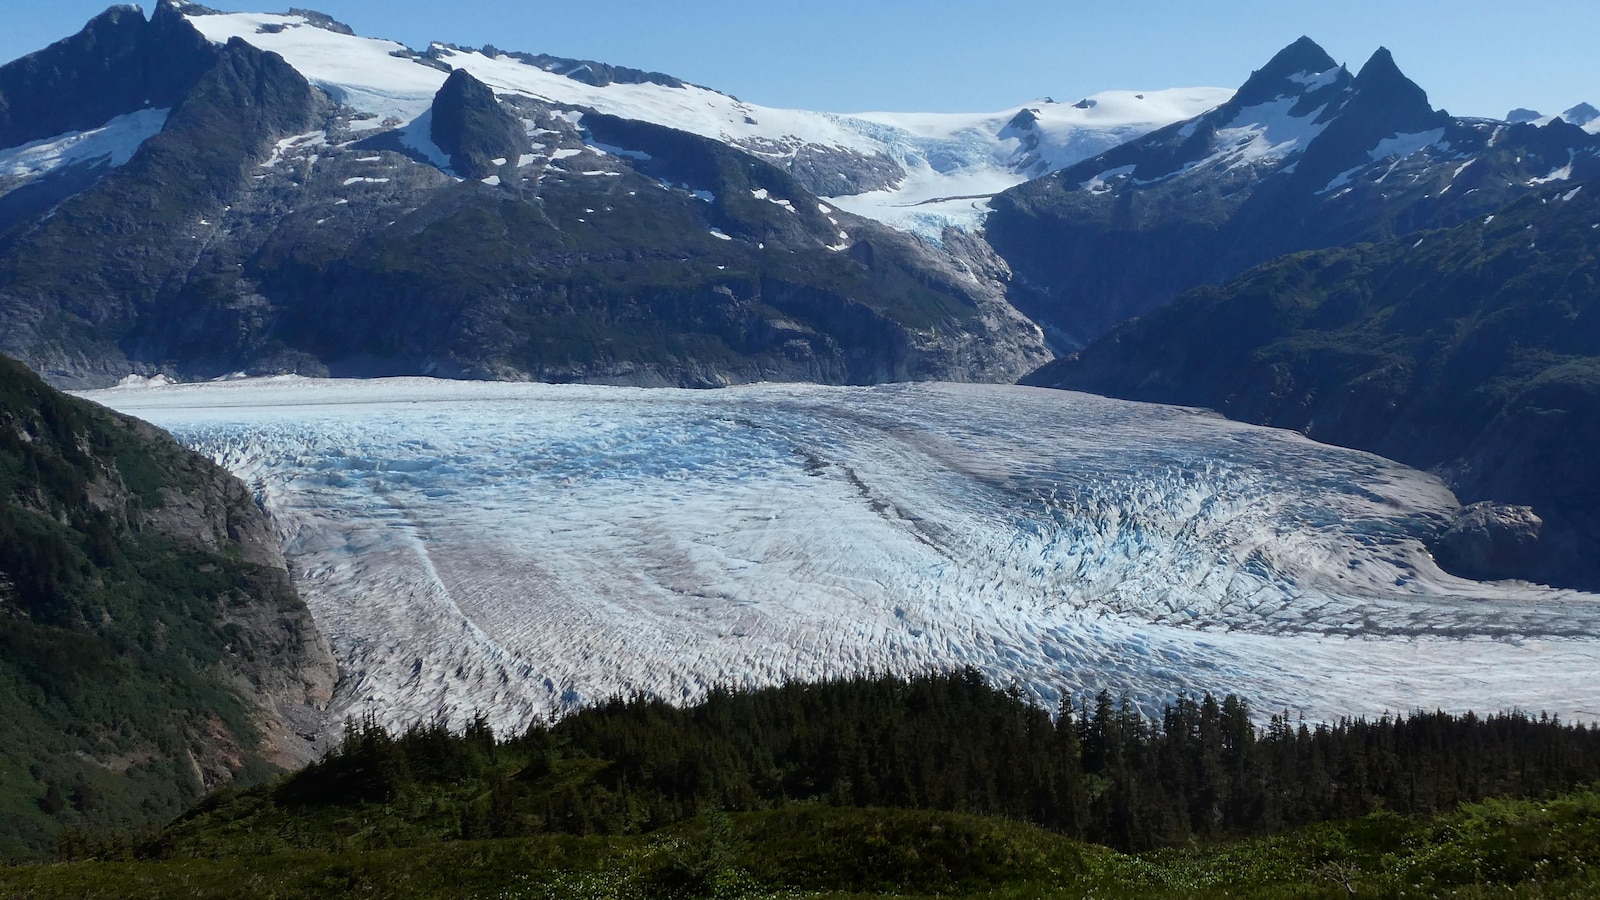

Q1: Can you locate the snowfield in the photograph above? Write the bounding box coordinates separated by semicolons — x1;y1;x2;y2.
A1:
180;9;1229;236
0;108;170;179
84;378;1600;734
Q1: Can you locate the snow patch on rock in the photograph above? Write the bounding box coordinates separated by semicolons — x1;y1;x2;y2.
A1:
0;108;170;178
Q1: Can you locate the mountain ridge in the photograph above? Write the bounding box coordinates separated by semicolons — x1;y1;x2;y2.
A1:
0;2;1053;388
985;36;1600;349
0;2;215;151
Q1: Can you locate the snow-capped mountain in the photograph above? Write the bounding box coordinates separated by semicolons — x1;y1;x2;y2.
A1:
974;37;1600;595
172;6;1228;237
1507;102;1600;131
986;37;1600;348
84;377;1600;734
0;1;1079;388
0;3;1227;242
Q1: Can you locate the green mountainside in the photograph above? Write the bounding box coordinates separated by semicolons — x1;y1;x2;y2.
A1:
1029;178;1600;589
0;354;334;860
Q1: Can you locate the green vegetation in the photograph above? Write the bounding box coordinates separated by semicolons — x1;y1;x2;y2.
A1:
4;794;1595;898
1043;177;1600;589
0;355;313;860
121;671;1600;862
4;670;1599;897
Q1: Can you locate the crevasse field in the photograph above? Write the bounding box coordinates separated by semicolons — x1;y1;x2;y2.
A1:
86;377;1600;735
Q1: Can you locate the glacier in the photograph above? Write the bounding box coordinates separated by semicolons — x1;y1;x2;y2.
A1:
83;377;1600;735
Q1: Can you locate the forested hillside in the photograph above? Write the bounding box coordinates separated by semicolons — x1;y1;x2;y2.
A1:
1030;178;1600;589
0;354;334;859
129;671;1600;857
10;671;1598;897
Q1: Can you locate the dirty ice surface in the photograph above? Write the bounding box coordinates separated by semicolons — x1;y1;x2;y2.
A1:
84;378;1600;734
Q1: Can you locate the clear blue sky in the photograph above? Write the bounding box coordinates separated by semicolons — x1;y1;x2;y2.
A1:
4;1;1596;119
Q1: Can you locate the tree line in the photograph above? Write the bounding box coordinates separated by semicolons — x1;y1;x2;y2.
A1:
242;670;1600;853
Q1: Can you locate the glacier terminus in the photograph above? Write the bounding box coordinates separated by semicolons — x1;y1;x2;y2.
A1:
85;377;1600;736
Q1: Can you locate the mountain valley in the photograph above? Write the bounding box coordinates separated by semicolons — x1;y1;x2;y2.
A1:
82;376;1600;737
1;2;1599;883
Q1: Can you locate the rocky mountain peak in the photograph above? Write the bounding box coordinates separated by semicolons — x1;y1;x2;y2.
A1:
1289;45;1445;185
985;33;1600;360
1004;107;1041;133
0;0;215;151
1562;102;1600;127
1500;103;1598;129
89;3;145;27
1347;46;1437;126
155;0;222;18
427;68;525;180
184;35;319;130
286;8;357;35
1230;36;1341;108
1264;35;1336;77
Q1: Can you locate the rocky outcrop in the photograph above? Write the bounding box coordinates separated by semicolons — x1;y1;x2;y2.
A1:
1564;103;1600;128
429;69;524;180
121;411;336;767
732;138;907;197
0;8;1044;390
1433;503;1544;583
0;29;322;385
287;8;356;36
463;45;687;90
986;38;1600;350
0;0;216;150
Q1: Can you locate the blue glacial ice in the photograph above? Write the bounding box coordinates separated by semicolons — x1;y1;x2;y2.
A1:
84;377;1600;736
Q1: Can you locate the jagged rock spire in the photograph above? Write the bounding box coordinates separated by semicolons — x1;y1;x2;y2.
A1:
1349;47;1436;126
1231;36;1340;108
0;0;214;150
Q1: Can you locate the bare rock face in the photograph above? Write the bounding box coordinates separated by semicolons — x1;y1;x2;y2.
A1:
733;138;907;197
1433;502;1544;582
0;1;216;150
429;68;525;180
126;414;337;767
986;38;1600;352
1;10;1046;391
